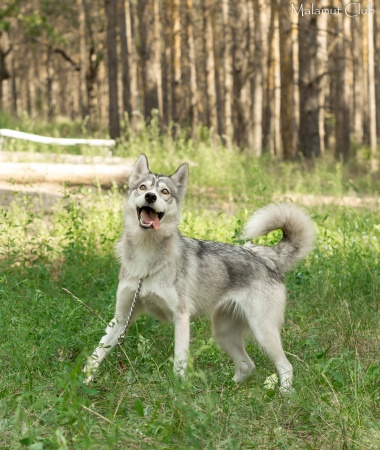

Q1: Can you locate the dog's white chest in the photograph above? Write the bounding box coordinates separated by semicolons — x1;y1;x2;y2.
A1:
139;278;179;323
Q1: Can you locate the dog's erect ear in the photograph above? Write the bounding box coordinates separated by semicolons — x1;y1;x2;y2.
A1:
129;154;150;187
170;163;189;201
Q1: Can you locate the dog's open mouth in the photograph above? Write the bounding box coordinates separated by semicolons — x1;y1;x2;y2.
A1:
137;207;164;230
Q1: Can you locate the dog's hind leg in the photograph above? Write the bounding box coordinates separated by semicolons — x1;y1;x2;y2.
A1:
246;313;293;393
84;280;142;383
212;308;255;383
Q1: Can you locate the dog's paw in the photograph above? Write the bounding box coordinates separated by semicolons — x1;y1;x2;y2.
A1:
232;361;255;383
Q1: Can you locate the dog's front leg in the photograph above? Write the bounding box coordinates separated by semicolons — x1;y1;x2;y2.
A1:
173;311;190;378
84;279;140;383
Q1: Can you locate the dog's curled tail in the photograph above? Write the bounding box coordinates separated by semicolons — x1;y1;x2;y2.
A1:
242;203;316;273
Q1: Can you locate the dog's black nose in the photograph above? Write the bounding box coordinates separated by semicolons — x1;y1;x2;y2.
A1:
145;192;157;204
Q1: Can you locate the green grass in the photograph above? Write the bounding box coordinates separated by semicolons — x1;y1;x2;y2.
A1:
0;123;379;448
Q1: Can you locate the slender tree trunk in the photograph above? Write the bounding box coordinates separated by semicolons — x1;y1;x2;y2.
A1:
291;8;299;153
335;13;351;161
316;13;328;155
0;36;11;111
232;0;252;151
363;10;371;145
252;0;268;155
138;0;161;122
272;9;281;157
222;0;232;148
105;0;120;139
279;0;294;159
367;4;377;156
46;46;54;120
154;0;163;124
171;0;181;129
376;5;380;139
203;0;218;141
77;0;88;118
352;18;363;144
186;0;198;141
120;0;138;131
162;0;172;128
119;0;131;118
298;8;320;158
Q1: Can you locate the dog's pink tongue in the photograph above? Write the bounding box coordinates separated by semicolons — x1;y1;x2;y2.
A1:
141;209;160;230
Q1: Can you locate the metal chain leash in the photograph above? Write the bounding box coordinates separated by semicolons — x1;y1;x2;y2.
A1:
117;277;143;370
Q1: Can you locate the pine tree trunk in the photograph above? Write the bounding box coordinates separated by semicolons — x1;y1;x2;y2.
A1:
154;0;163;124
77;0;88;118
203;0;218;141
352;18;363;144
186;0;198;141
222;0;232;148
316;13;328;155
171;0;181;129
121;0;138;131
291;9;299;153
105;0;120;139
252;0;268;155
335;13;351;162
298;9;320;158
272;9;281;156
367;5;377;156
232;0;252;151
279;0;294;159
376;7;380;139
138;0;161;122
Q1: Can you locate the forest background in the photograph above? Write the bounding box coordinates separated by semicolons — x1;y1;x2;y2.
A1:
0;0;379;161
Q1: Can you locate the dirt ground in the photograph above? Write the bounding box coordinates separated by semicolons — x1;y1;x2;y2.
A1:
1;151;379;211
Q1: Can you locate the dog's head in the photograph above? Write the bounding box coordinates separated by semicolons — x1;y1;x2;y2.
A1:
125;154;189;235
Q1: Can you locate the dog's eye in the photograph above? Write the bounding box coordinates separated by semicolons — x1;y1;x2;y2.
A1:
161;188;170;195
139;184;147;191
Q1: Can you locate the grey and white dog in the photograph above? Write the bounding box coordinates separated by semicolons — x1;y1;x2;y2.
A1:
84;154;315;391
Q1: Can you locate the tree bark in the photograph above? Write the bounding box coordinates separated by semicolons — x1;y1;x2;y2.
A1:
171;0;181;129
316;13;328;156
222;0;232;148
232;0;252;151
298;9;320;158
376;5;380;139
77;0;88;118
252;0;269;155
105;0;120;139
186;0;198;141
271;8;281;157
351;18;363;144
119;0;138;132
203;0;218;141
138;0;161;122
367;4;377;156
279;0;294;159
335;13;351;162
